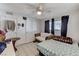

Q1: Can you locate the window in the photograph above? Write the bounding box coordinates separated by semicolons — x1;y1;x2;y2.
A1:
54;20;61;36
54;20;61;31
49;20;52;33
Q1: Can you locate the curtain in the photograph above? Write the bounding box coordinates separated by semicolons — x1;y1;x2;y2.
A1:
45;20;50;33
61;15;69;37
51;18;54;34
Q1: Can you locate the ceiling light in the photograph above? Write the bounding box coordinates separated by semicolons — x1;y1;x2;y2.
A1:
37;11;42;15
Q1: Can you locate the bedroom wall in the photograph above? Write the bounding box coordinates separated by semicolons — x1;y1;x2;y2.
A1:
0;13;18;36
0;12;42;46
16;18;44;46
41;11;79;43
39;19;45;33
0;10;79;44
67;11;79;43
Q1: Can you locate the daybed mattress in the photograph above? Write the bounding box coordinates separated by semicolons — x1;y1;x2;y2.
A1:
37;40;79;56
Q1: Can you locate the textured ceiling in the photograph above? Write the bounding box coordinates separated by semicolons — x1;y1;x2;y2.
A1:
0;3;79;19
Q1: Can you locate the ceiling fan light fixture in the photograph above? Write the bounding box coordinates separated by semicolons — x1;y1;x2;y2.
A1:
37;11;42;15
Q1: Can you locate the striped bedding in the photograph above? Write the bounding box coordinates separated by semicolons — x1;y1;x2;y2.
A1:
37;40;79;56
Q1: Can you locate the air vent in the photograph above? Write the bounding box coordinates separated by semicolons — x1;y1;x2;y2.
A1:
6;12;13;15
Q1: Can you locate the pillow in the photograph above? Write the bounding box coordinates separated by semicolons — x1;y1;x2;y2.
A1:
0;30;5;36
0;34;5;42
41;33;52;37
36;36;46;41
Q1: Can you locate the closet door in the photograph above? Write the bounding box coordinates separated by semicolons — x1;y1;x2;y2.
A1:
61;16;69;37
51;18;54;34
45;20;50;33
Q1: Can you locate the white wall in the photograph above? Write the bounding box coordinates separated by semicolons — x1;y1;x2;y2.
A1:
0;13;18;36
0;13;42;46
40;11;79;43
39;19;45;33
67;11;79;43
38;19;45;33
16;17;43;46
0;10;79;44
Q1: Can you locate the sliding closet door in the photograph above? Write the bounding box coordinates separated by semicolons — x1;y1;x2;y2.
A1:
45;20;50;33
51;18;54;34
61;16;69;37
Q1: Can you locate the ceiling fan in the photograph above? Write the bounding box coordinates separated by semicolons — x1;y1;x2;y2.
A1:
25;3;51;15
36;4;43;15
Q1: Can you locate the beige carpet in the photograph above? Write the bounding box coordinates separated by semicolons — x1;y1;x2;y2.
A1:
15;42;39;56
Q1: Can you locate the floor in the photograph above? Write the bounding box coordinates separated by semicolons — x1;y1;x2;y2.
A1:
15;42;39;56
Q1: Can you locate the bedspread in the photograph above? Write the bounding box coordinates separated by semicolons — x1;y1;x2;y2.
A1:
37;40;79;56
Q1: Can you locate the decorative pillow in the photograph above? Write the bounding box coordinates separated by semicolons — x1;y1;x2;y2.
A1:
0;30;5;36
41;33;52;37
0;34;5;42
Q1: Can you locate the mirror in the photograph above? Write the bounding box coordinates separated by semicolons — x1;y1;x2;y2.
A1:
4;20;15;31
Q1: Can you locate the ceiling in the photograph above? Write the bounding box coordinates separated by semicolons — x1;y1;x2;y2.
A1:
0;3;79;20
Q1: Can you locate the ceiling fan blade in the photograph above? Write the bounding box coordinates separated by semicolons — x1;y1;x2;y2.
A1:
25;4;37;9
44;10;51;12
